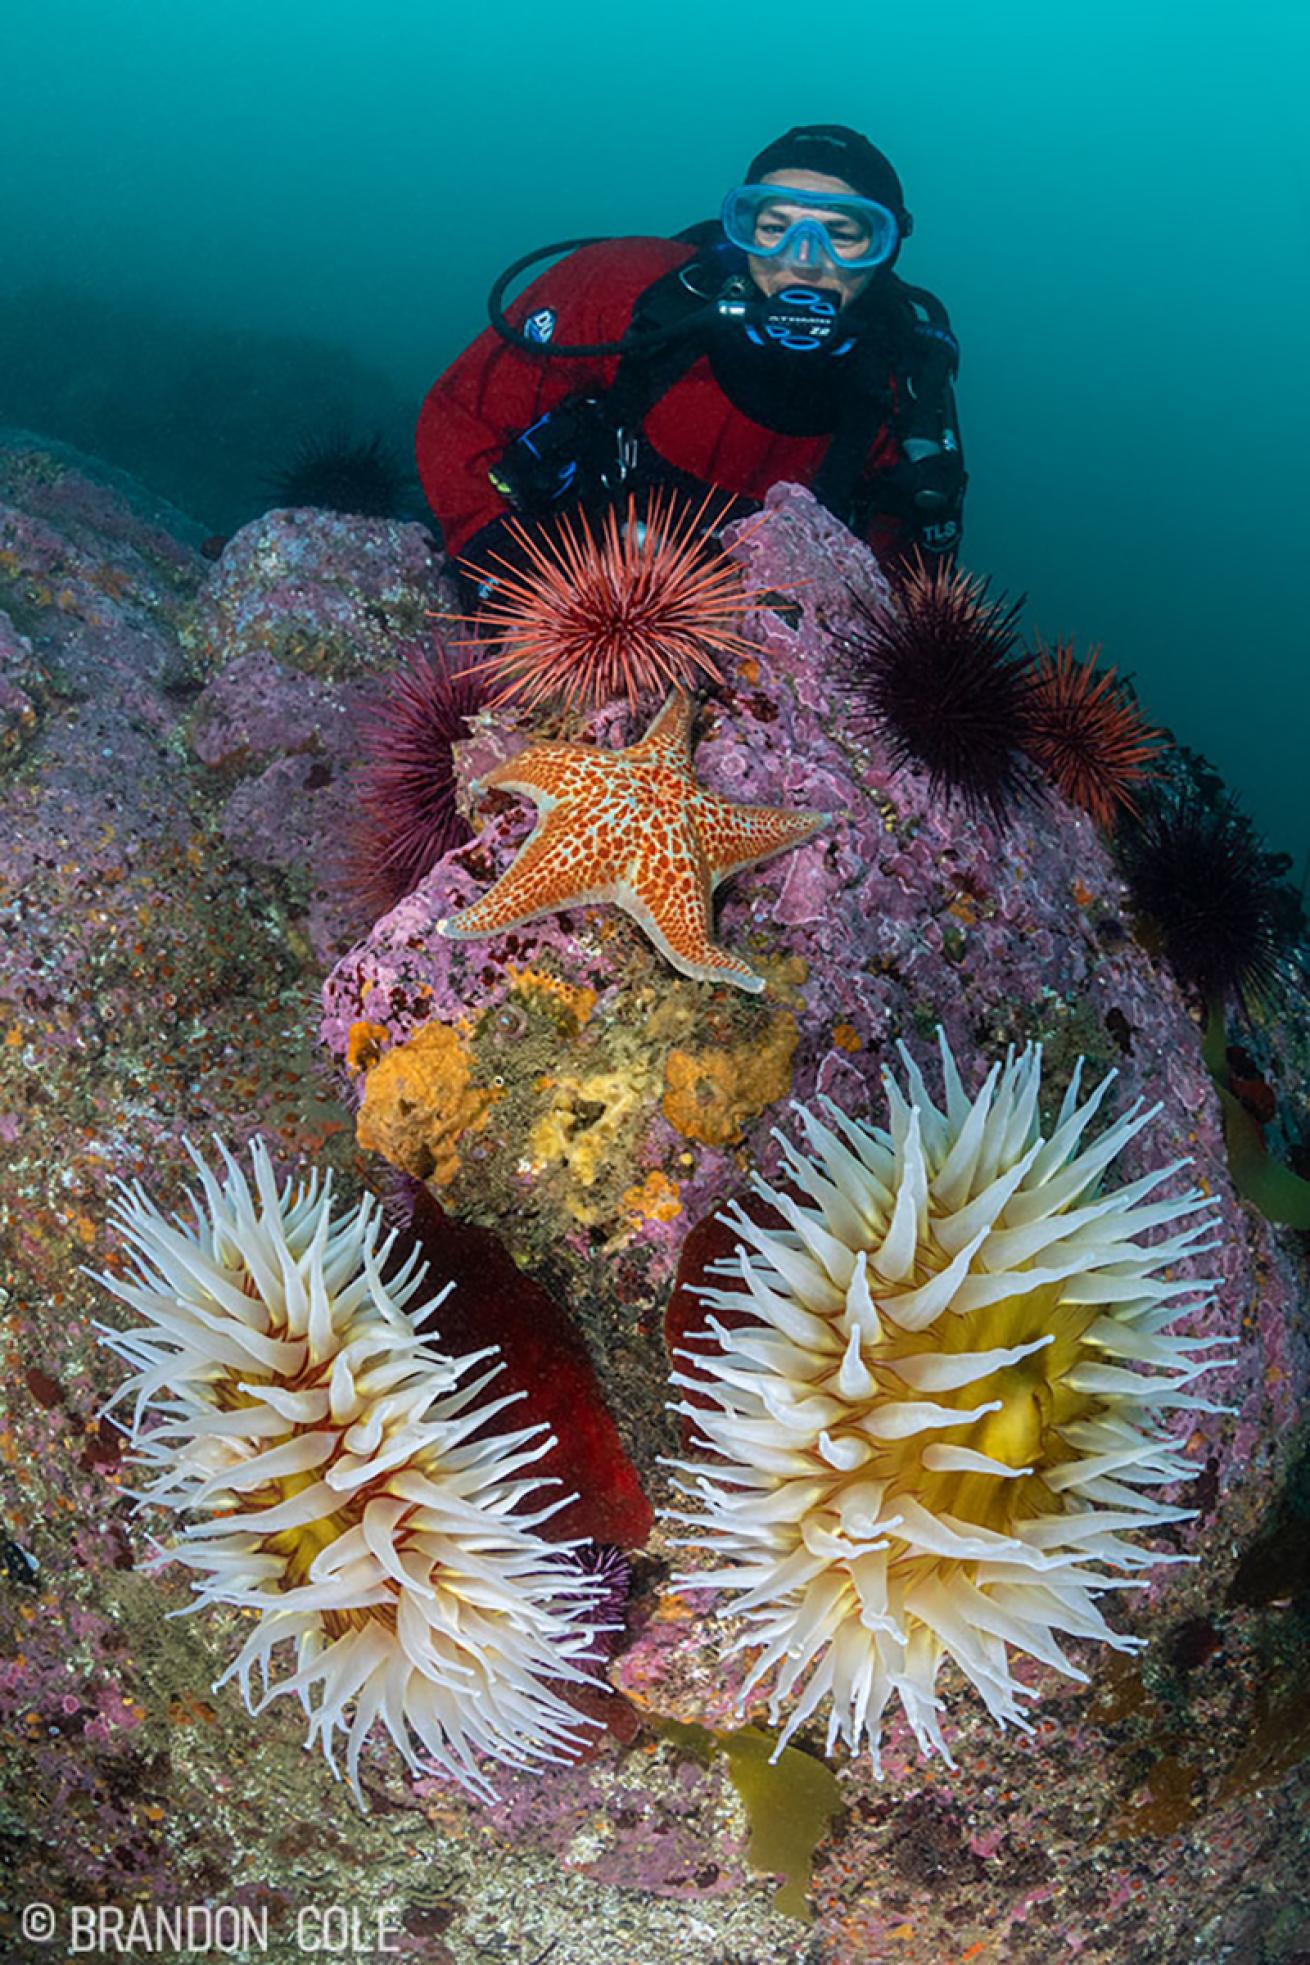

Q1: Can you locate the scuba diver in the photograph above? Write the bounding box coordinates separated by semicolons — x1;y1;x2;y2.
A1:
416;123;966;587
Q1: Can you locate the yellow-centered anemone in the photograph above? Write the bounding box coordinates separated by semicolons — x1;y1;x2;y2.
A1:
667;1034;1234;1767
94;1141;604;1806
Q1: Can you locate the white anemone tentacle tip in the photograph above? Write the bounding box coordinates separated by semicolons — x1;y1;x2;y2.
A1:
93;1138;604;1807
665;1032;1234;1772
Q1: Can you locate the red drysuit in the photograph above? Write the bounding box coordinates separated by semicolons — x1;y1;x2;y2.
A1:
416;237;917;567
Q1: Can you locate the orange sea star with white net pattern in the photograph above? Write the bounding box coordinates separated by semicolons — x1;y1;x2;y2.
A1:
438;691;827;994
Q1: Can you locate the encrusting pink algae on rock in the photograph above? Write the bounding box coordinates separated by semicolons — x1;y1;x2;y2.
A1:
322;488;1296;1439
2;442;1309;1964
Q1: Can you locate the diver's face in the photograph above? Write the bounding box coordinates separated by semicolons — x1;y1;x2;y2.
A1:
747;169;879;307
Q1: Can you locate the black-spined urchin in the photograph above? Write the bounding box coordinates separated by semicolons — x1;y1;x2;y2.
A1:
840;558;1041;824
267;429;410;519
1115;775;1307;1012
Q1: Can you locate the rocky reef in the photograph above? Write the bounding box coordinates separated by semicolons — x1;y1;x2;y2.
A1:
1;440;1308;1965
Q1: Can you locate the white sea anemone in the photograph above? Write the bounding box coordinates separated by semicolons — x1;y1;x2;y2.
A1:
94;1139;604;1805
667;1034;1234;1769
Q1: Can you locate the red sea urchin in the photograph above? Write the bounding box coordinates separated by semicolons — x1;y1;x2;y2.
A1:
1024;637;1166;828
349;643;485;918
454;489;766;714
840;557;1041;824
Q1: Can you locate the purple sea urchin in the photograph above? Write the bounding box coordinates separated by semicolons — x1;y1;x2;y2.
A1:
566;1544;634;1663
841;559;1040;823
667;1034;1233;1769
350;643;484;918
1116;777;1307;1012
94;1141;604;1806
267;429;410;519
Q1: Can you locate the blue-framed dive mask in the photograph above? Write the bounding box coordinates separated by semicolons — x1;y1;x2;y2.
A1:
721;182;900;272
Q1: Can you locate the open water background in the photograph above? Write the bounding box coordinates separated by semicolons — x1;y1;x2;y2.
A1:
2;0;1306;872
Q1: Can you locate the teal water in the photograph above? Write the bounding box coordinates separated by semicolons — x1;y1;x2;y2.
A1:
3;0;1306;873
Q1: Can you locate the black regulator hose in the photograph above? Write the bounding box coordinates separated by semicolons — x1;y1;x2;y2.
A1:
487;237;716;359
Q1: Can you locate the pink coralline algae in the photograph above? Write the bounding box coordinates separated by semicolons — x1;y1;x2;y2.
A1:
189;645;379;960
185;505;453;681
322;488;1303;1452
0;606;43;757
3;436;1310;1964
319;480;1309;1916
183;507;464;964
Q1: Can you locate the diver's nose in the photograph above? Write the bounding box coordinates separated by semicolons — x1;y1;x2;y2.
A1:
780;220;825;271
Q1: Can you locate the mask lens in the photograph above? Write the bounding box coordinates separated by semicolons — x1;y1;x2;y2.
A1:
821;212;873;261
722;185;897;270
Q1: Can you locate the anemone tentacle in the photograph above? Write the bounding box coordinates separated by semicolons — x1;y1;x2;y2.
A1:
666;1033;1234;1769
94;1140;604;1807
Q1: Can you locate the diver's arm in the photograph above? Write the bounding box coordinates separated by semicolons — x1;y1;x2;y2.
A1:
416;378;526;559
416;240;689;559
417;255;613;557
856;354;966;569
901;371;966;560
893;297;966;560
863;504;918;570
860;474;965;572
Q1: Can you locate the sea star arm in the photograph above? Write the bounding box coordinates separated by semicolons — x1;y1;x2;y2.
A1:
626;689;695;766
439;809;618;937
477;742;602;805
618;822;766;993
694;797;828;883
